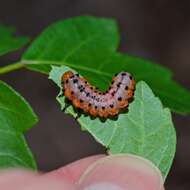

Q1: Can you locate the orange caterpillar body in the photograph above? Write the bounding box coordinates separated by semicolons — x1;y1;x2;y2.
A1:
61;71;135;118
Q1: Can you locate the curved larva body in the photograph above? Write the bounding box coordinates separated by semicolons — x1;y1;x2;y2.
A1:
61;71;135;118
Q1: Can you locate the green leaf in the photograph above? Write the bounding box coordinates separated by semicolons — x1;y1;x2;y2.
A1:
21;16;190;114
0;81;38;169
22;16;119;73
0;25;29;56
49;66;176;179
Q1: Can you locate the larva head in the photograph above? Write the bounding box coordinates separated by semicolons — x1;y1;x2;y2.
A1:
61;71;74;84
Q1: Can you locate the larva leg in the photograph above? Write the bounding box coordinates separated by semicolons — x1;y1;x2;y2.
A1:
75;112;81;120
61;99;70;112
58;93;64;98
61;104;69;112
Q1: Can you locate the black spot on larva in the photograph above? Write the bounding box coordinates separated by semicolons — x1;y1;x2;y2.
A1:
66;79;69;83
118;97;122;101
110;104;114;108
61;81;64;84
102;106;105;110
111;81;114;85
103;92;106;95
86;92;90;97
125;85;128;90
95;106;98;109
117;83;121;88
90;87;93;90
76;73;79;77
84;81;87;84
78;85;83;90
88;103;91;107
109;86;112;90
80;99;83;103
105;90;108;93
111;91;115;96
70;75;74;78
122;72;126;76
129;75;133;80
71;91;74;95
114;73;118;76
80;89;84;93
132;92;135;96
94;90;98;93
73;79;78;83
99;92;102;95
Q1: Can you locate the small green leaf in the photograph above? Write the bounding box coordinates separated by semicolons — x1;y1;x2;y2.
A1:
49;66;176;179
23;16;119;73
0;81;38;169
0;25;29;56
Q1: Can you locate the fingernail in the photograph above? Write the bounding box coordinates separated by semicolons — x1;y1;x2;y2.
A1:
83;183;123;190
78;154;163;190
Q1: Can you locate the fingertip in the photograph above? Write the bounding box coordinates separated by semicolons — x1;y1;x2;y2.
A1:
0;169;76;190
0;169;38;186
78;154;164;190
47;154;105;183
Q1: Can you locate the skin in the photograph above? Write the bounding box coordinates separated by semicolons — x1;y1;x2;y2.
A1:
0;154;164;190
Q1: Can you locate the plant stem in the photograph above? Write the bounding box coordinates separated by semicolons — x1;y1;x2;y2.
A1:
0;62;25;75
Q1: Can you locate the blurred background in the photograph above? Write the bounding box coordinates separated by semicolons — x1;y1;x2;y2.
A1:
0;0;190;189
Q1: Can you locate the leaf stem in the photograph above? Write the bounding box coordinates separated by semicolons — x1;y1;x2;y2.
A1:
0;62;25;75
